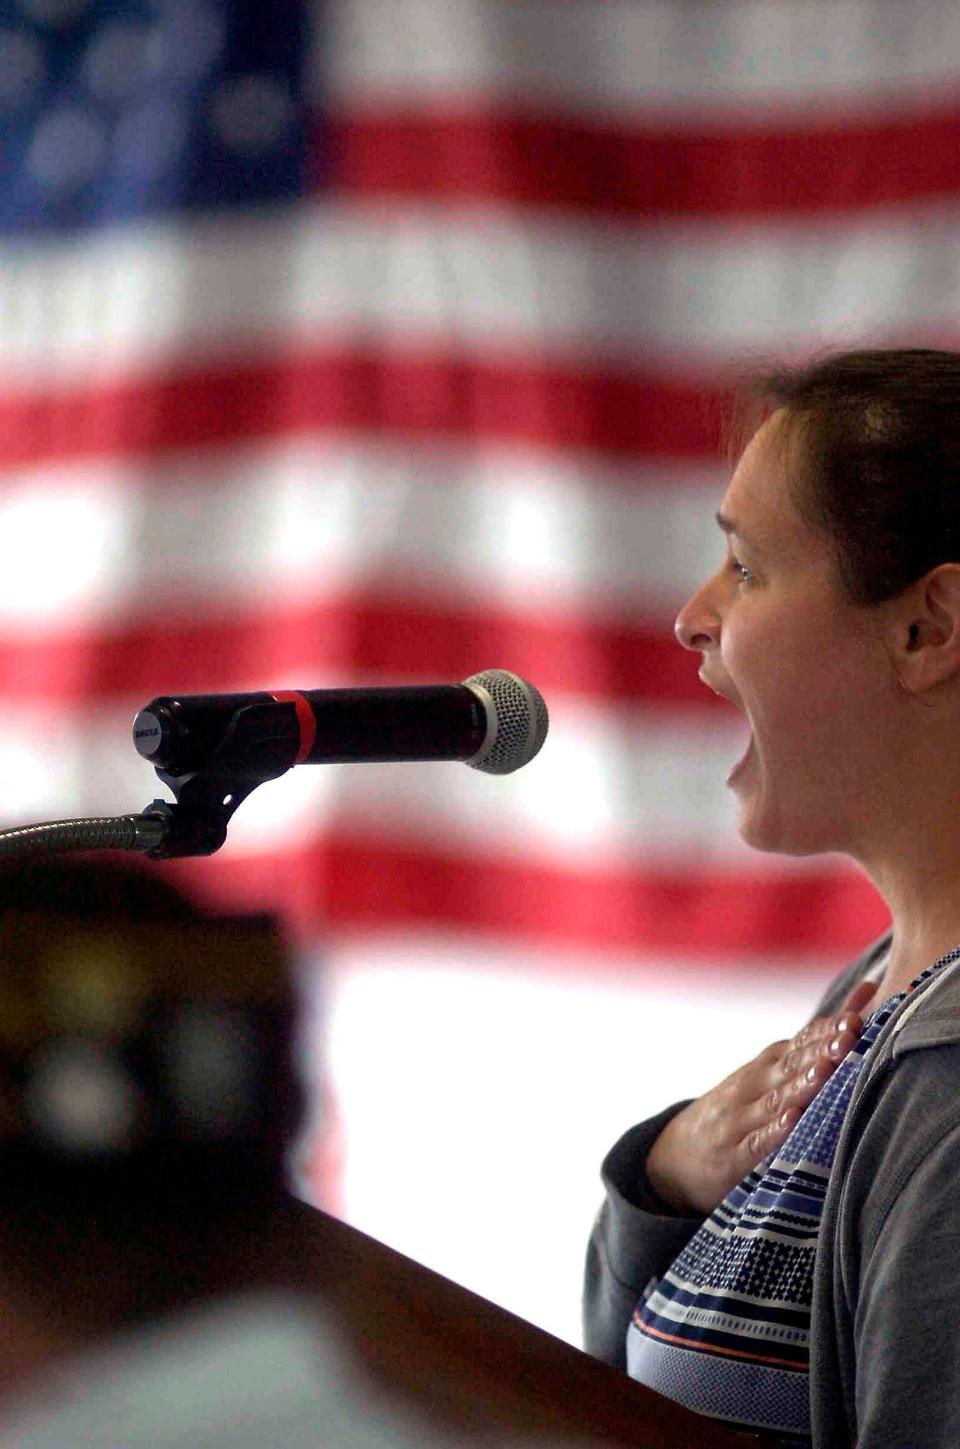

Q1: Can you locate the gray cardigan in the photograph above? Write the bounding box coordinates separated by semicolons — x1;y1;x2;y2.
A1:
583;930;960;1446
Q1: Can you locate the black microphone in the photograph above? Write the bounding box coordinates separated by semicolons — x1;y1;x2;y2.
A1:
133;670;548;778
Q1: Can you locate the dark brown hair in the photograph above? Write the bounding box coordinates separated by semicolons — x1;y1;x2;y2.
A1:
723;348;960;610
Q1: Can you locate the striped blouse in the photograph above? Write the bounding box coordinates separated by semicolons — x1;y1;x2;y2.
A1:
625;944;960;1441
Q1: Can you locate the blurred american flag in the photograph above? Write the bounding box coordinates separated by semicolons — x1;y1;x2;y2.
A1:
2;0;953;1341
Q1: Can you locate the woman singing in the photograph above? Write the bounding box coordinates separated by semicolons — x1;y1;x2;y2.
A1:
584;349;960;1447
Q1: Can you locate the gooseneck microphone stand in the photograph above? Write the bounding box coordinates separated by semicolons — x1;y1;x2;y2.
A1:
0;699;298;861
0;813;169;859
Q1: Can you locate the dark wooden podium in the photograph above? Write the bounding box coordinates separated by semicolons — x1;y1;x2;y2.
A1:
33;904;752;1443
271;1196;756;1446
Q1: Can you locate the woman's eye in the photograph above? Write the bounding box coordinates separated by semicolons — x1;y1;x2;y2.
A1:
729;556;753;584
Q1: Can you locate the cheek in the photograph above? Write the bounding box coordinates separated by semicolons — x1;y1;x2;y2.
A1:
720;605;785;705
723;604;840;729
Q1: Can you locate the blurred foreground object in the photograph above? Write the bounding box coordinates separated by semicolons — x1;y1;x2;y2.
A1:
0;858;745;1447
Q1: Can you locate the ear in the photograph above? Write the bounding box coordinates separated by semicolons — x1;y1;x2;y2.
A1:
892;564;960;696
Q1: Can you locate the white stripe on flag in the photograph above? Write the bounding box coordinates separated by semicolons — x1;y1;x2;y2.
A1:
5;199;960;381
0;438;727;627
318;0;960;118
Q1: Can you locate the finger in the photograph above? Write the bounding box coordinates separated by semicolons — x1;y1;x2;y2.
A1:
783;1022;862;1090
740;1024;858;1178
779;992;875;1080
776;1022;836;1081
746;997;869;1119
810;983;877;1069
724;1039;791;1106
760;1053;832;1126
787;1008;855;1058
745;990;878;1150
840;978;879;1016
791;981;877;1051
752;1038;849;1143
788;1016;832;1050
803;1015;867;1074
748;1039;833;1135
738;1103;803;1176
746;1054;837;1167
750;1039;792;1081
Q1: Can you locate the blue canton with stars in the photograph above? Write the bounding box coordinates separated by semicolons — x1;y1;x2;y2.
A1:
0;0;310;236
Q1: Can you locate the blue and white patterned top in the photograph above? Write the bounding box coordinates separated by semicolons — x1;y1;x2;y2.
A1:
626;944;960;1441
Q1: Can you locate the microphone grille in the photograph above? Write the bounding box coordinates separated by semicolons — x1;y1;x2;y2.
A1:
461;670;549;775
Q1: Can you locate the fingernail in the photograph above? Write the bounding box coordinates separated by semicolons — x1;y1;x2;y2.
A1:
778;1110;792;1128
805;1065;818;1083
828;1036;844;1061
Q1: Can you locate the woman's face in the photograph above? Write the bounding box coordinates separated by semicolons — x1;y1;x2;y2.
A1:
674;409;898;858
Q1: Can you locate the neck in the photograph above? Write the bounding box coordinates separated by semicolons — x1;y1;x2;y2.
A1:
866;704;960;996
869;857;960;993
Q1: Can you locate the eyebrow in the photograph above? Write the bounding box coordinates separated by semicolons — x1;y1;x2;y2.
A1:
715;510;759;550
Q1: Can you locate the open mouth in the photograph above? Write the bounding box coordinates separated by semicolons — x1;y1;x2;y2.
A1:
726;730;756;784
698;672;755;783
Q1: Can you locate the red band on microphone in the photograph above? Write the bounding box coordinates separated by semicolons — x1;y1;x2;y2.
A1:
271;691;316;764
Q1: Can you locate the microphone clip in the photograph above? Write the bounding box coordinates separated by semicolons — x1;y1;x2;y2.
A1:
139;700;300;859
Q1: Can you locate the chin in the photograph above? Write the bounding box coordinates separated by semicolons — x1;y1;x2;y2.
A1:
735;791;840;858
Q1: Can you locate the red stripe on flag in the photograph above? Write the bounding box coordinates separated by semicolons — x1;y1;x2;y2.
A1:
0;596;712;707
0;348;733;469
160;835;891;958
321;101;960;217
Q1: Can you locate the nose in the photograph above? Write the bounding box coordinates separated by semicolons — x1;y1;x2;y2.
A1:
675;577;721;653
